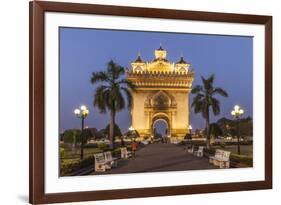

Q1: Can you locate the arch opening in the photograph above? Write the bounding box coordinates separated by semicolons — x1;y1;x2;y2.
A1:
151;113;171;141
153;119;168;139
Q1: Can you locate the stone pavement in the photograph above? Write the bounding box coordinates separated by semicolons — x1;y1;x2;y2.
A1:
91;143;217;175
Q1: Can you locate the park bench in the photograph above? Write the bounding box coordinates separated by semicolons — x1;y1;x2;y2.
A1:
170;138;181;144
120;147;132;159
209;149;231;168
194;146;204;157
104;151;118;168
141;140;149;145
94;153;111;172
187;145;194;153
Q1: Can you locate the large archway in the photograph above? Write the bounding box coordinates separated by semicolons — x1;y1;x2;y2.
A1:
153;119;168;139
151;113;171;138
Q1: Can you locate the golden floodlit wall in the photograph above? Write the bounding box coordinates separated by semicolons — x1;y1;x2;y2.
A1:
126;45;194;140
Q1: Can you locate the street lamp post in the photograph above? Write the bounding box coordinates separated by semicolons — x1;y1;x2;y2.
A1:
188;124;192;139
128;126;136;139
74;105;89;160
188;125;192;133
231;105;244;155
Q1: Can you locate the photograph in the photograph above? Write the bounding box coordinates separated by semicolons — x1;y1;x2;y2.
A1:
0;0;276;204
59;27;253;176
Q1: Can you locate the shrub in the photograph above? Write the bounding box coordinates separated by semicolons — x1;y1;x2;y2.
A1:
219;142;226;148
178;141;186;146
60;156;95;176
112;148;121;157
84;143;98;148
60;147;65;158
230;154;253;167
204;147;216;156
212;141;252;146
98;143;109;151
189;140;206;146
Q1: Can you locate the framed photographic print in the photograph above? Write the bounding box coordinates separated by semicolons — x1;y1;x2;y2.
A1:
29;1;272;204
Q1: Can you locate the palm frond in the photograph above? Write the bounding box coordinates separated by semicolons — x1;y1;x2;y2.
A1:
117;79;136;91
212;87;228;97
107;60;125;80
121;87;133;109
91;71;110;84
202;74;215;91
93;86;110;113
192;98;203;113
111;88;125;112
211;97;220;115
202;103;209;119
208;74;215;84
192;93;204;103
191;85;203;94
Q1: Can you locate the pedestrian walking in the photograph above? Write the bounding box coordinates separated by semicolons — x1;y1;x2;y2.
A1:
131;139;137;158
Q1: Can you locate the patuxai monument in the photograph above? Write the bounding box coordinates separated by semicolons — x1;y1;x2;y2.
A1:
126;45;195;141
58;26;253;178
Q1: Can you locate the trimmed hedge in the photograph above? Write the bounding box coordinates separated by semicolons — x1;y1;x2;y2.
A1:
60;156;95;176
212;141;253;146
182;140;252;146
183;140;207;146
230;154;253;167
60;146;128;175
204;147;216;155
97;143;109;151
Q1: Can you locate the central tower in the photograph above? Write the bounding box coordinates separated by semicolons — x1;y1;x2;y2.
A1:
126;45;194;141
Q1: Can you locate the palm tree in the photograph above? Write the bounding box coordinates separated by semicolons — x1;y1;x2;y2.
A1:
191;74;228;149
91;60;136;149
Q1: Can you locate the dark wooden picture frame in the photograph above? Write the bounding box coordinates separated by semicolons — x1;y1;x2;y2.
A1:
29;1;272;204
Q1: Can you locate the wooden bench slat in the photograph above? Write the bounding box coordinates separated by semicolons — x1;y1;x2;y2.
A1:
209;149;231;168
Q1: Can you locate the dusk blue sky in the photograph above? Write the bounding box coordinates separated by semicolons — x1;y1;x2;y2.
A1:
59;27;253;133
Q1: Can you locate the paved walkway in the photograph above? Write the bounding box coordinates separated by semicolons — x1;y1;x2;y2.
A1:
91;143;216;175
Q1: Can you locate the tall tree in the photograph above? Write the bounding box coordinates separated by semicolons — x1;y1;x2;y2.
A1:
62;129;81;148
91;60;135;149
191;74;228;148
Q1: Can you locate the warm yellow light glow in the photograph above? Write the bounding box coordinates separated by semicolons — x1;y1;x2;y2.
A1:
128;126;135;131
188;125;192;130
80;105;87;111
82;109;89;116
231;105;244;118
74;109;80;115
234;105;240;111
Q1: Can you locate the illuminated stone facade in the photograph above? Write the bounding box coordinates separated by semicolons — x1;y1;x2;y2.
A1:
126;45;194;140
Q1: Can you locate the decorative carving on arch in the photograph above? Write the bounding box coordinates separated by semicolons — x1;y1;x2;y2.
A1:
152;91;169;107
144;90;177;108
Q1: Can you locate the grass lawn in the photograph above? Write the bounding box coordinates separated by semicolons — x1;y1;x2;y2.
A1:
61;146;102;160
212;145;253;156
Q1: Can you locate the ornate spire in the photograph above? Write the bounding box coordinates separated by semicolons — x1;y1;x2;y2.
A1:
155;43;167;59
176;56;187;64
157;42;164;51
134;52;144;63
